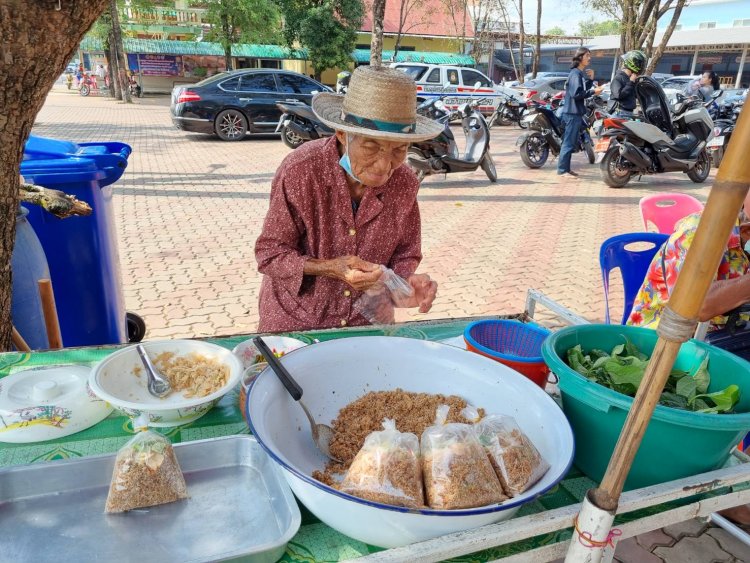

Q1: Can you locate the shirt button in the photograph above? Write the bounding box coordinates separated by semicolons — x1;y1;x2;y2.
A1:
349;228;356;236
344;290;351;297
340;319;347;327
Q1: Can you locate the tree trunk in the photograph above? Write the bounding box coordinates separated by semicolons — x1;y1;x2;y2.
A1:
0;0;109;351
104;45;119;99
646;0;688;74
107;26;122;100
370;0;388;66
225;45;233;71
109;0;132;103
394;0;408;61
532;0;541;78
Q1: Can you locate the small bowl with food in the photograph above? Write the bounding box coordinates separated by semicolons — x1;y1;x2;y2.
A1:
90;340;243;427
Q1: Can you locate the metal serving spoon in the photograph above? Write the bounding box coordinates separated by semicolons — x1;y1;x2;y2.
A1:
135;344;171;398
253;336;342;463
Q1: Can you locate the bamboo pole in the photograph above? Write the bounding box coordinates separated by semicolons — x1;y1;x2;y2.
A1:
38;279;63;350
10;326;31;352
566;104;750;562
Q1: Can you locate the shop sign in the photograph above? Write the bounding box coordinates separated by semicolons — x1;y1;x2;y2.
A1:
697;55;723;65
127;54;181;76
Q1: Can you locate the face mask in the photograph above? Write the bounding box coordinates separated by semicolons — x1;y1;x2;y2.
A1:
339;135;363;183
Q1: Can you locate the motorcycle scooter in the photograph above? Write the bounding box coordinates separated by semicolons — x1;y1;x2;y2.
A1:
516;92;602;169
406;87;497;183
597;77;716;188
275;100;335;149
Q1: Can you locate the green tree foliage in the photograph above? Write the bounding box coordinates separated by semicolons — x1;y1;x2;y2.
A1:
577;18;621;36
544;26;566;36
276;0;364;78
200;0;282;69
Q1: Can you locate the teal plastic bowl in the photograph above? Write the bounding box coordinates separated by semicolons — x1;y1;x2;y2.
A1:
542;324;750;490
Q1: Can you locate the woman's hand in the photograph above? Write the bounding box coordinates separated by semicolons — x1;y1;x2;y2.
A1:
390;274;438;312
332;256;383;291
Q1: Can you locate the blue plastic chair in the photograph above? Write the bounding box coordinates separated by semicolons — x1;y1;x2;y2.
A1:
600;232;670;325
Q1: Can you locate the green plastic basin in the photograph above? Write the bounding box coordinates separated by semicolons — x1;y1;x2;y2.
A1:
542;324;750;490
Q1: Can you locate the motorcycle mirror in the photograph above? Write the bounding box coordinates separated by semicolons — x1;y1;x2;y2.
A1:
311;90;319;95
473;81;481;90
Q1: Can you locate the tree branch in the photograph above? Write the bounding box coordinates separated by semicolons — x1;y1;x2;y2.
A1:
19;183;92;219
646;0;687;73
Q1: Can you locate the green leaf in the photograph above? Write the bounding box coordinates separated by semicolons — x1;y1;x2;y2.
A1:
611;343;625;357
604;359;645;391
590;349;610;361
567;345;590;377
623;337;648;361
692;385;741;413
660;392;689;410
692;356;711;394
676;375;697;401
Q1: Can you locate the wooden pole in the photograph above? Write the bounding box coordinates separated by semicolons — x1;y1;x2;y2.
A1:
567;104;750;561
38;278;63;350
11;326;31;352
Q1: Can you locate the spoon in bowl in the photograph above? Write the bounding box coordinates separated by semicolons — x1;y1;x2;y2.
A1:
253;336;342;463
135;344;171;398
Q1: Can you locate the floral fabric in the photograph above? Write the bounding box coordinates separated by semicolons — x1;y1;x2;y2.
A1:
627;213;749;329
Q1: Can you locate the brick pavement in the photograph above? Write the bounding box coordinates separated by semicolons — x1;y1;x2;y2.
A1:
33;83;716;339
29;84;750;561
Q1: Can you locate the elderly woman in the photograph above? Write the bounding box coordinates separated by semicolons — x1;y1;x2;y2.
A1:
254;66;442;332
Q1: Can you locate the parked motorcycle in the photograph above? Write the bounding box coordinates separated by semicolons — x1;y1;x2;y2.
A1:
707;114;737;168
516;92;601;169
275;100;335;149
407;97;497;183
597;77;716;188
487;91;529;128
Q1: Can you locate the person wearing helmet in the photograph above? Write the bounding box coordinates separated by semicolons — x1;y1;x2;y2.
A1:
336;71;351;94
607;50;646;117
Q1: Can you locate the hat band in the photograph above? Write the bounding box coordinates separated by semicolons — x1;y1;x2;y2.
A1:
341;111;416;134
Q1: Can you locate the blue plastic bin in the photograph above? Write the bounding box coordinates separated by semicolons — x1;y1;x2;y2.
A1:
20;135;132;347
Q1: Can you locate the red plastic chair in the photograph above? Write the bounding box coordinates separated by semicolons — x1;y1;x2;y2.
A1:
639;193;704;234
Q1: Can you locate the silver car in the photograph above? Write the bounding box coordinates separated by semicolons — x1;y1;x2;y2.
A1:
513;76;568;103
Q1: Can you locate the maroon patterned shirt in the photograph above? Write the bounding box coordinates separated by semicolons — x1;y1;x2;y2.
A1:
255;137;422;332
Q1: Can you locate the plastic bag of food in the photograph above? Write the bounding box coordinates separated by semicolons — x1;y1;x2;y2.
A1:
339;418;424;508
421;405;506;509
354;266;414;324
473;413;549;497
105;418;188;513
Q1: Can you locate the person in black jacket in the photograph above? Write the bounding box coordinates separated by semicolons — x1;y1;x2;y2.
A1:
608;50;647;117
558;47;603;178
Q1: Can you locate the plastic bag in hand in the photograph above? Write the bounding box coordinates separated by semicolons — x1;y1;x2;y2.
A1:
421;405;506;509
353;266;415;324
105;420;188;513
340;419;424;508
474;414;549;497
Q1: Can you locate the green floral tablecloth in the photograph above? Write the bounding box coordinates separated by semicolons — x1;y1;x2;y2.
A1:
0;318;742;562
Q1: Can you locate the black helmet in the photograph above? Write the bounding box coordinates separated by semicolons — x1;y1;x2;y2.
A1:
336;71;351;86
622;50;647;74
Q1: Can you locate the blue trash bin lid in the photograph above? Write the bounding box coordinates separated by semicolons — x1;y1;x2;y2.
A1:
20;157;106;185
23;135;130;187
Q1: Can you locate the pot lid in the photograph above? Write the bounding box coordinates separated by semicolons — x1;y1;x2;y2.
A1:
635;76;674;138
0;365;112;444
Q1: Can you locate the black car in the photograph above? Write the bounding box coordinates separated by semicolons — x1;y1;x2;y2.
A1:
170;69;332;141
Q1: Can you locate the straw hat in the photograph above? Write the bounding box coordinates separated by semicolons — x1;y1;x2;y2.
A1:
312;66;443;142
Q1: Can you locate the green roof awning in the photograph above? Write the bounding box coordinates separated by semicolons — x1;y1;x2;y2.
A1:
79;37;472;65
79;37;307;59
352;49;475;66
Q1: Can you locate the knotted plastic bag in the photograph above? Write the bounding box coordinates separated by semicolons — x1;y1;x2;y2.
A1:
354;266;414;325
421;405;506;509
469;409;549;497
340;418;424;508
105;418;188;513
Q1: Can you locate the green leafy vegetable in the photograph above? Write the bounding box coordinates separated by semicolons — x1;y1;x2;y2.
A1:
564;338;741;414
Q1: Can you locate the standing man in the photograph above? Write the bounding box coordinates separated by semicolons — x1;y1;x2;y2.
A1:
557;47;603;178
607;50;646;118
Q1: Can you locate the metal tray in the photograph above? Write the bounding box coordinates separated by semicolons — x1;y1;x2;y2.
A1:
0;435;300;563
